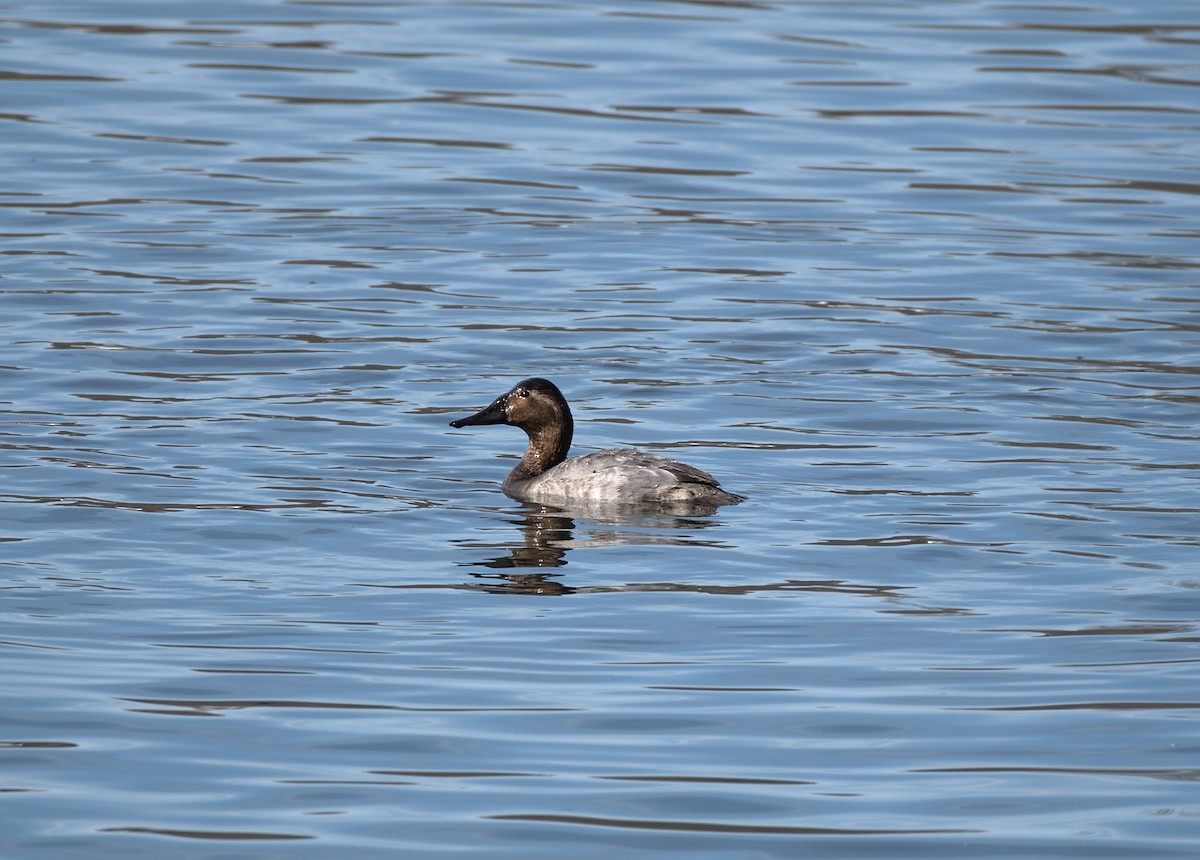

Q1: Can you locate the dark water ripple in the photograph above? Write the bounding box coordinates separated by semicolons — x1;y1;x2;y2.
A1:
3;1;1200;858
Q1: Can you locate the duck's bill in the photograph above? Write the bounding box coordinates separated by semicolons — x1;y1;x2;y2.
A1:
448;396;507;428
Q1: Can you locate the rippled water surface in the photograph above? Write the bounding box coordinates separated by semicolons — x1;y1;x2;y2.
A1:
3;0;1199;856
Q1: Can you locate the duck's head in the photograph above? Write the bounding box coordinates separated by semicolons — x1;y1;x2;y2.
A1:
449;377;573;437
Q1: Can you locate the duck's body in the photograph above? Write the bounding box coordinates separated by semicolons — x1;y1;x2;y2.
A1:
449;378;744;511
506;447;742;508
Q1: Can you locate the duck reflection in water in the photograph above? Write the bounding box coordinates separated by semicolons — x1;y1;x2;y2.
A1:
454;503;909;603
458;503;733;595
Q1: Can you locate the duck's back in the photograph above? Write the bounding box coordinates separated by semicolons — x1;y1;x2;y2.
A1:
505;448;744;509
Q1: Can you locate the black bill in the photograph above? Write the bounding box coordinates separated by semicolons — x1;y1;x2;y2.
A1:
449;395;508;428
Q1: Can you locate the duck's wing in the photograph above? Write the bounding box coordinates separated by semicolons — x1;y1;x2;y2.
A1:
583;448;714;484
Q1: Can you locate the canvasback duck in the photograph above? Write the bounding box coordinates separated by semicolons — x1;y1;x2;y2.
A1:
448;377;745;510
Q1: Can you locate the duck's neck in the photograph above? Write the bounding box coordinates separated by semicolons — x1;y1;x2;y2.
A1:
508;410;573;483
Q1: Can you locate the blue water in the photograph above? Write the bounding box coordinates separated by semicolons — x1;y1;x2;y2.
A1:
2;0;1199;857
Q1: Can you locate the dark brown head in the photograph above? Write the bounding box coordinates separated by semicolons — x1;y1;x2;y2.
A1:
449;378;574;450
